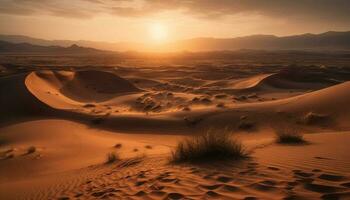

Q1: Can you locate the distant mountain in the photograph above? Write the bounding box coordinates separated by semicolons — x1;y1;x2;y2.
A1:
0;40;107;54
0;31;350;52
0;34;128;51
165;31;350;51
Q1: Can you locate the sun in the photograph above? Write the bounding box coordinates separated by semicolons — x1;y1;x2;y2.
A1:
149;23;168;43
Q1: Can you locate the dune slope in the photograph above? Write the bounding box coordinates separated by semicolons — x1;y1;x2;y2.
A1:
0;73;58;124
26;70;142;108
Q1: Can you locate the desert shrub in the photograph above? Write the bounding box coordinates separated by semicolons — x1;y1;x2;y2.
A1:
106;152;119;164
275;128;306;144
303;112;329;125
114;143;122;149
144;145;152;149
171;129;248;163
27;146;36;154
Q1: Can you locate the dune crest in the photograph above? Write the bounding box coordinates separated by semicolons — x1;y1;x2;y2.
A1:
25;70;141;109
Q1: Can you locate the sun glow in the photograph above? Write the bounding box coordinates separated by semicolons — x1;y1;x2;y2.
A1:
149;23;168;43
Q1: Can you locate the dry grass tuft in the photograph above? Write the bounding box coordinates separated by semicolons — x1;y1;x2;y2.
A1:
106;152;119;164
171;129;248;163
275;128;306;144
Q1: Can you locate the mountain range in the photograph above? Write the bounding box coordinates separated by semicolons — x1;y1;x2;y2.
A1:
0;31;350;52
0;40;106;54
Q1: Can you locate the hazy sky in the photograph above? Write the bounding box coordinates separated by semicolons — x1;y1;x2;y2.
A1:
0;0;350;43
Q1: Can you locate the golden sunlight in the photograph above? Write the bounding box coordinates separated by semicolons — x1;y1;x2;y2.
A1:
148;23;168;42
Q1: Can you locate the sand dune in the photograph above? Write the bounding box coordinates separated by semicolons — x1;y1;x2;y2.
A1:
280;81;350;113
1;66;350;199
26;70;141;108
1;123;349;199
0;73;58;124
203;73;273;89
205;71;331;94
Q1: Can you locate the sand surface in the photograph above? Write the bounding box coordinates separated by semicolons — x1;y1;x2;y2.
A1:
1;64;350;199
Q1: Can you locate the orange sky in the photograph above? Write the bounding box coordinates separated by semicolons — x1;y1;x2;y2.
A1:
0;0;349;43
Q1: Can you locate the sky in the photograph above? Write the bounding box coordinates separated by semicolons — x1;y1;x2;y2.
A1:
0;0;350;43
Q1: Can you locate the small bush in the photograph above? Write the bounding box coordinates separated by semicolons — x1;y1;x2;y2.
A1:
171;129;248;163
106;152;119;164
27;146;36;154
275;128;306;144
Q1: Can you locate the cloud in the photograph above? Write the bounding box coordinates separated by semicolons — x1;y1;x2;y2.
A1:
0;0;102;19
141;0;350;23
0;0;349;24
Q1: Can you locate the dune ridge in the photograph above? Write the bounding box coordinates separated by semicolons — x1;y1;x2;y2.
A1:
26;70;141;108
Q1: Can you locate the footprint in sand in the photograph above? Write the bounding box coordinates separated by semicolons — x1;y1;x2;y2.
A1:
166;192;185;200
134;191;146;197
249;180;278;191
199;184;223;190
267;166;280;171
216;176;233;183
293;170;314;178
150;190;166;197
318;173;345;181
304;182;345;193
205;190;221;198
220;184;241;192
135;180;147;186
57;197;70;200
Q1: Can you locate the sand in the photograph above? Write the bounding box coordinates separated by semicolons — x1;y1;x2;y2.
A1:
1;65;350;199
